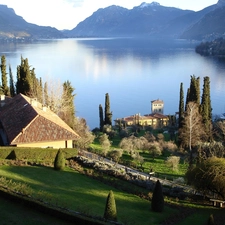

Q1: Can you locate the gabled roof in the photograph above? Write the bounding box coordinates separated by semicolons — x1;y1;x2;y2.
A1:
0;94;79;145
151;99;164;104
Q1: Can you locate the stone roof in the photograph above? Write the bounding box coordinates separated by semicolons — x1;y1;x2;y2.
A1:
0;94;79;145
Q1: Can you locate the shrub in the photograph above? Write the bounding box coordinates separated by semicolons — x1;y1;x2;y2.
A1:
208;214;215;225
151;180;164;212
54;149;65;171
166;156;180;171
103;190;117;221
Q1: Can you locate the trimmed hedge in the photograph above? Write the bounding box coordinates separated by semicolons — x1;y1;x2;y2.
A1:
0;147;78;163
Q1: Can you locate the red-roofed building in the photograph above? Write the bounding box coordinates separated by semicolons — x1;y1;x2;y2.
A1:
0;94;79;148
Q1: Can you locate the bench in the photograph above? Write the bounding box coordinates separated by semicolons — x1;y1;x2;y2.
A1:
210;199;225;208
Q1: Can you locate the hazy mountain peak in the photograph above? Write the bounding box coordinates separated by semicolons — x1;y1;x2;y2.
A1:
139;2;160;8
217;0;225;7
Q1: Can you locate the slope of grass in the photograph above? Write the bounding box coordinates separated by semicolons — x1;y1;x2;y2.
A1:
0;195;75;225
0;165;176;225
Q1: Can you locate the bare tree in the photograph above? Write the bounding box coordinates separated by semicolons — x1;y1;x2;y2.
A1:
179;102;205;167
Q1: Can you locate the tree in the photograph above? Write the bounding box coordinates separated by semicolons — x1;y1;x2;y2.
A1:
99;133;111;156
16;56;32;95
43;81;49;106
186;157;225;199
179;102;205;166
151;180;164;212
9;64;16;97
0;55;9;95
200;76;212;140
54;149;65;171
166;156;180;171
73;117;95;149
178;82;184;129
188;75;200;105
99;104;104;132
104;190;117;221
59;80;76;127
104;93;112;126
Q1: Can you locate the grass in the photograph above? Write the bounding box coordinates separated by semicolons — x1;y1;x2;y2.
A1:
0;195;75;225
0;165;177;225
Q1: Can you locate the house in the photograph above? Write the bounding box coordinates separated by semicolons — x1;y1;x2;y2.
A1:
114;113;169;128
0;94;79;148
151;99;164;114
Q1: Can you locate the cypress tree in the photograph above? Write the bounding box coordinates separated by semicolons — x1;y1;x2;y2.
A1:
178;83;184;128
54;149;65;171
0;55;9;95
151;180;164;212
185;88;190;111
104;190;117;221
200;76;212;140
104;93;112;126
16;56;32;96
99;104;104;132
9;64;16;97
189;75;200;105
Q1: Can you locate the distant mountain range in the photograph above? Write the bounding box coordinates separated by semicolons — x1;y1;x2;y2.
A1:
1;1;225;41
0;5;64;40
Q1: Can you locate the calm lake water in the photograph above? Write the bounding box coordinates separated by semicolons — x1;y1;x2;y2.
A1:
1;38;225;129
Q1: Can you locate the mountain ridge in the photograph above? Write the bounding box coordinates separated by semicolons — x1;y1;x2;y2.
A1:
1;1;225;41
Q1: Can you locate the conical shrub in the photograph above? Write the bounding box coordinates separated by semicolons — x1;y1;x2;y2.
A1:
104;190;117;221
208;214;215;225
151;180;164;212
54;149;65;171
6;150;17;160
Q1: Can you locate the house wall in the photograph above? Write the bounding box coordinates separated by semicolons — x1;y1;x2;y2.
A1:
16;140;73;148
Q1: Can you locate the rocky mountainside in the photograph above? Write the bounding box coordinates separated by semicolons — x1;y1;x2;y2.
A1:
65;1;225;40
0;5;64;40
65;2;194;38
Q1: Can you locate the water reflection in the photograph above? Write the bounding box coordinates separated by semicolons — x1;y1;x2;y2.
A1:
0;38;225;128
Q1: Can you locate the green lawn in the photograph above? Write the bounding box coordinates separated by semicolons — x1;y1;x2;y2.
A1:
0;165;177;225
0;195;75;225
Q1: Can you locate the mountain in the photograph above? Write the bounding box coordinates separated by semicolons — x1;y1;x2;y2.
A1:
0;5;64;40
66;2;194;38
181;4;225;40
66;1;225;40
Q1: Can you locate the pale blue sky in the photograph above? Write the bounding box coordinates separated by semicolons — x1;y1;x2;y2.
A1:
0;0;218;30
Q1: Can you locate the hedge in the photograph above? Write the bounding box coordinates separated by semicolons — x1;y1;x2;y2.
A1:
0;147;78;163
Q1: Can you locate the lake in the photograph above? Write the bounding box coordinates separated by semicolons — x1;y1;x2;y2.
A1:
1;37;225;129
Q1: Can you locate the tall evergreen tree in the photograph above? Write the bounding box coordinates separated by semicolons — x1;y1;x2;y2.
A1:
0;55;9;95
151;180;164;212
200;76;212;140
99;104;104;132
16;56;32;96
104;190;117;221
9;64;16;97
104;93;112;126
185;88;190;111
178;83;184;128
188;75;200;105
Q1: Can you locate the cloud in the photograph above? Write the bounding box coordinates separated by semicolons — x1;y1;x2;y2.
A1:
63;0;84;7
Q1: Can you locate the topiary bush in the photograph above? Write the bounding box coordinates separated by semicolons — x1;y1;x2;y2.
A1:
151;180;164;212
54;149;65;171
103;190;117;221
208;214;215;225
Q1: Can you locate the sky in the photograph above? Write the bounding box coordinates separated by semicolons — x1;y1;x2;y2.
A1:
0;0;218;30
